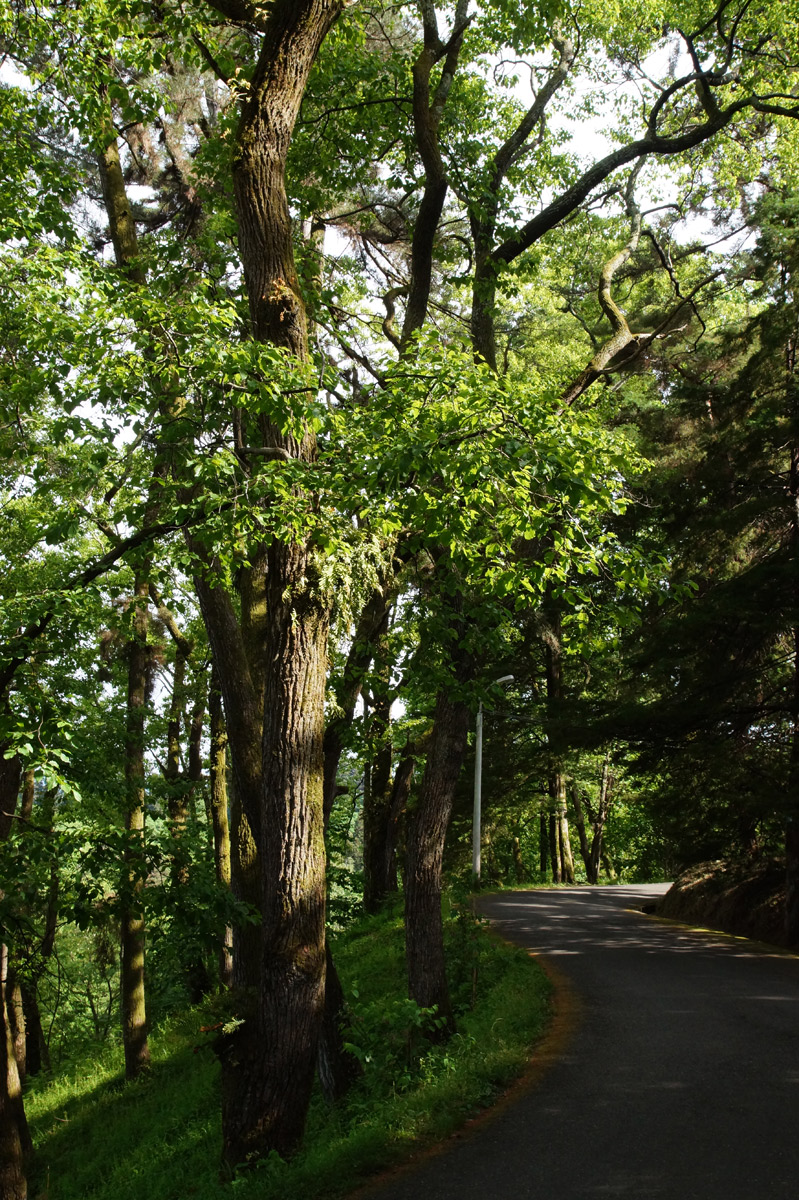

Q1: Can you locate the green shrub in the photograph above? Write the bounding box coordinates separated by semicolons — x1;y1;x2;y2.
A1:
26;897;551;1200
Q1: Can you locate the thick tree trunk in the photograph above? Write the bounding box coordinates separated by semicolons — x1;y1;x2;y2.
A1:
219;578;329;1165
405;689;471;1028
121;575;151;1080
206;1;347;1165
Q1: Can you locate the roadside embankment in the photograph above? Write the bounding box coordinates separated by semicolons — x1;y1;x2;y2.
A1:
656;857;788;946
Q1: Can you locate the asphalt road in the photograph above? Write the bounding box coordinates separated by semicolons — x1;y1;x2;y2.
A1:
362;884;799;1200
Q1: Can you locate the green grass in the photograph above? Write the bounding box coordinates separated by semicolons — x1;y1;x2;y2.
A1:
26;901;551;1200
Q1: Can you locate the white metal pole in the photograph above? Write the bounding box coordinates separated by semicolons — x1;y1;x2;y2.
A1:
473;700;483;880
472;676;513;885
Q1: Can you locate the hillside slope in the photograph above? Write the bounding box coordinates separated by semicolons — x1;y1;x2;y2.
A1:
656;858;788;947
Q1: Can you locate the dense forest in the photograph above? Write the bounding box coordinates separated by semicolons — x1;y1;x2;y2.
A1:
2;0;799;1195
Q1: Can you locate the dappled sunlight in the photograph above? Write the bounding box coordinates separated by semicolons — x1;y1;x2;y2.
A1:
481;886;799;971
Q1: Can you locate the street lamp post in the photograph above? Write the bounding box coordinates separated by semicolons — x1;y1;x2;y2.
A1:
473;674;514;882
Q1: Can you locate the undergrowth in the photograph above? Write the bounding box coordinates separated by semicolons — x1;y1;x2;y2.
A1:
26;897;551;1200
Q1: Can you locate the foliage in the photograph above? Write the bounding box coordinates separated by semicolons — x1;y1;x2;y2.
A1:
25;900;552;1200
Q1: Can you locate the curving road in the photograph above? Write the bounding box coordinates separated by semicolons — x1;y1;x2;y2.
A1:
362;884;799;1200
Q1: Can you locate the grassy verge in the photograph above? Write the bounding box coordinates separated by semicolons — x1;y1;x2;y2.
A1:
26;899;551;1200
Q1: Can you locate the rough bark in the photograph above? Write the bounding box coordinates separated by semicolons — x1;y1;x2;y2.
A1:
18;771;34;825
539;810;549;875
405;686;471;1028
219;580;329;1165
21;983;48;1078
382;748;416;893
322;582;394;824
589;755;613;884
544;606;574;882
316;942;361;1104
209;668;233;990
362;637;394;913
205;3;359;1162
571;781;593;881
0;750;30;1200
785;400;799;942
1;945;29;1200
121;576;151;1080
165;649;190;885
548;812;560;884
0;752;21;842
6;974;25;1086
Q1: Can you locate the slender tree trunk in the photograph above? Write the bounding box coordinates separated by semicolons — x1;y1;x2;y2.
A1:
18;770;34;825
165;649;190;885
384;742;421;895
589;754;614;886
121;575;151;1080
316;941;361;1104
0;745;30;1199
6;974;25;1086
544;605;574;882
570;781;593;881
554;774;575;884
21;984;48;1078
512;836;526;882
1;945;29;1200
209;668;233;990
405;687;471;1029
363;681;394;914
548;813;560;883
787;430;799;944
539;810;549;875
787;616;799;945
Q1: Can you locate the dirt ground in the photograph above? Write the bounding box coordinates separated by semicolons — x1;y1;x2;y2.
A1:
656;857;788;947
